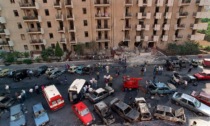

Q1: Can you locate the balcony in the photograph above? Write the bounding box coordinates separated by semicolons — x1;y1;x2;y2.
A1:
27;28;44;34
66;14;74;20
193;12;210;18
166;0;174;6
19;2;39;9
178;0;191;6
137;12;151;19
56;14;64;21
156;0;164;6
138;0;152;7
190;23;208;30
69;38;77;44
154;24;161;31
30;39;46;45
58;27;65;33
0;41;9;46
164;12;172;19
153;36;159;42
96;25;110;31
23;16;42;22
54;2;62;9
196;0;210;6
188;33;205;41
125;0;133;6
65;0;73;8
163;24;170;30
176;12;188;18
0;29;10;35
123;25;132;31
94;0;110;7
162;35;168;42
68;26;76;32
0;17;6;24
174;24;186;30
155;13;162;19
136;36;144;42
59;38;67;44
173;35;183;41
124;13;132;19
96;37;110;42
95;13;110;19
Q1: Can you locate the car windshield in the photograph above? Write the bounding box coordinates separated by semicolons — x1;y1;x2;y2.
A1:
93;92;99;97
124;107;131;114
175;93;182;98
79;108;89;116
34;109;45;118
10;112;22;121
194;99;201;108
1;97;10;103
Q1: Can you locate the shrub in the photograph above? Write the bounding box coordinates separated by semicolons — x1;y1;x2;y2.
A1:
23;59;32;64
204;46;210;51
35;57;41;63
24;52;30;58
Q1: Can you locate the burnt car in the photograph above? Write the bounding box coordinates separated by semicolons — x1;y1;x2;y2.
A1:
170;72;196;85
82;65;93;75
154;105;186;124
191;59;200;68
0;94;15;109
110;98;140;122
13;69;28;82
34;65;48;77
86;86;114;103
135;97;152;121
94;101;115;125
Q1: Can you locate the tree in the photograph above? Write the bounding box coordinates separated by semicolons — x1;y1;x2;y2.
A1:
41;47;54;61
74;43;85;55
55;42;64;58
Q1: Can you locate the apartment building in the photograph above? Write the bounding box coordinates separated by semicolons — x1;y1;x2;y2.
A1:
0;0;210;56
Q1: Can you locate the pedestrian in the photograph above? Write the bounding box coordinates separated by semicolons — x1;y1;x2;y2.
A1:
96;71;100;80
143;66;146;75
28;69;33;79
184;80;188;89
35;84;39;94
119;58;121;64
188;65;193;73
105;65;110;74
109;76;113;87
29;88;33;97
17;94;22;103
141;67;144;76
89;79;93;87
92;78;97;89
124;57;127;64
191;121;197;126
153;75;156;83
5;84;10;93
64;76;68;84
21;89;26;101
124;65;127;73
83;85;87;93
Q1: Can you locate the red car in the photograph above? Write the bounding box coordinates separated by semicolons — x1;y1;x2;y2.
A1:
72;102;94;125
194;72;210;80
191;91;210;106
122;76;142;91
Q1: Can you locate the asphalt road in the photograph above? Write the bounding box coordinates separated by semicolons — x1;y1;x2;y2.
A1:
1;61;210;126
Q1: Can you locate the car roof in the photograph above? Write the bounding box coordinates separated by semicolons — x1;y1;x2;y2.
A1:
115;101;129;111
95;88;105;94
155;82;167;88
156;105;173;113
10;104;21;115
181;93;196;102
68;79;86;93
1;69;9;72
95;101;107;110
33;103;44;113
135;97;146;103
199;91;210;99
74;102;87;111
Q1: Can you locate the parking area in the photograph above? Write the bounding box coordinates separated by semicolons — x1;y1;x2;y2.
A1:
0;60;210;126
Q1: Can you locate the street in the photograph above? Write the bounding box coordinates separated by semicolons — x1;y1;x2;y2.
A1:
0;59;210;126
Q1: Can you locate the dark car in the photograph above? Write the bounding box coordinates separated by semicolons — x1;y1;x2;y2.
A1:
34;65;48;77
170;72;196;85
191;59;199;68
82;65;93;75
13;69;28;82
0;93;15;109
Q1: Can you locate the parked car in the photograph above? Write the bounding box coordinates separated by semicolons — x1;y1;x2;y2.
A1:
135;97;152;121
72;101;94;126
153;105;186;124
68;65;77;73
170;72;196;85
194;72;210;80
110;98;140;122
8;70;18;78
191;59;199;68
202;58;210;67
33;103;49;126
76;65;84;74
191;91;210;106
94;101;115;125
10;104;26;126
86;86;114;103
0;93;15;109
171;92;210;116
147;81;177;95
45;67;58;75
34;65;48;77
0;68;9;77
13;69;28;82
82;65;93;75
47;69;65;79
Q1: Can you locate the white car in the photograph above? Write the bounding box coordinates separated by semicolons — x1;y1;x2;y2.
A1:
45;67;58;75
68;66;77;73
47;69;65;79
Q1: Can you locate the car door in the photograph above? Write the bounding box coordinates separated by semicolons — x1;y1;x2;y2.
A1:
165;111;174;122
187;101;197;112
158;87;164;94
179;98;188;108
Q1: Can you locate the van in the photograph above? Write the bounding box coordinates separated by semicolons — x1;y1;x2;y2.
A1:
203;58;210;67
43;85;65;111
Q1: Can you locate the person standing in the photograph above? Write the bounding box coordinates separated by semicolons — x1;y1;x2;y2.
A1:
21;89;26;101
188;64;193;73
109;76;113;87
105;65;109;74
143;66;146;76
64;76;68;84
5;84;10;93
92;78;97;89
96;71;100;80
35;84;39;94
141;67;144;76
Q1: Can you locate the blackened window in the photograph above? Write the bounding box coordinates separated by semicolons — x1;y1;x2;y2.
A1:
17;23;22;29
43;0;47;3
45;9;49;16
49;33;54;39
84;31;88;37
83;8;87;14
84;20;88;26
47;21;51;28
13;10;19;17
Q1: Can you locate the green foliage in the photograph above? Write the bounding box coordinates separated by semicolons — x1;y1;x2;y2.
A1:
74;43;85;55
13;51;22;58
0;52;7;59
204;46;210;51
5;53;15;63
23;52;30;58
35;57;41;63
201;18;210;23
23;59;32;64
41;47;54;61
55;42;64;58
200;18;210;41
167;41;200;55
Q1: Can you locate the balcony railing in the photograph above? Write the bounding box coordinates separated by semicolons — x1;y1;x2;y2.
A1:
96;25;110;30
125;0;133;6
58;27;65;33
69;26;76;32
95;13;110;19
124;13;132;18
94;0;110;6
138;0;152;7
175;24;185;29
177;12;188;18
54;2;62;8
27;28;43;34
66;14;74;20
173;35;183;40
23;16;41;22
30;39;44;45
60;38;67;43
179;0;191;6
56;14;63;21
65;0;73;8
0;29;10;35
96;37;110;42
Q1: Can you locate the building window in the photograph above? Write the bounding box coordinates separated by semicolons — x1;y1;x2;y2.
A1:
17;23;22;29
13;10;19;17
35;45;39;50
47;21;51;28
21;34;25;40
84;31;88;37
49;33;54;39
51;44;55;48
45;9;49;16
24;45;28;50
43;0;47;3
83;8;87;14
82;0;86;1
84;20;88;26
10;0;15;3
30;24;34;28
